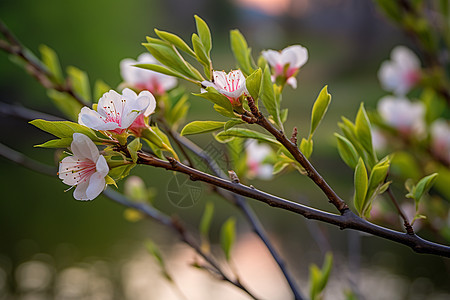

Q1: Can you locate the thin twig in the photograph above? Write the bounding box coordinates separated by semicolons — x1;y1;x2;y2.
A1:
0;145;260;299
104;188;260;300
0;19;89;107
0;142;56;176
387;188;415;235
135;151;450;257
167;128;304;299
246;97;349;214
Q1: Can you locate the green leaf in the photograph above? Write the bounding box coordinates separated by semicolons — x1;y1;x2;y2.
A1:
30;119;100;141
47;90;84;121
108;163;136;181
135;63;190;81
191;33;211;79
280;108;288;123
354;158;368;216
272;161;290;175
180;121;226;136
200;201;214;239
154;29;196;57
35;138;72;148
167;94;189;128
310;85;331;138
412;173;439;201
215;128;281;146
246;68;262;100
230;29;254;76
366;158;390;200
93;79;111;101
261;65;281;126
143;42;203;81
145;240;165;269
334;133;359;169
214;104;236;118
39;44;63;84
220;217;236;261
300;138;313;159
224;119;245;131
309;265;322;300
194;87;234;114
194;15;212;56
67;66;91;103
318;252;333;292
355;103;374;158
127;138;142;163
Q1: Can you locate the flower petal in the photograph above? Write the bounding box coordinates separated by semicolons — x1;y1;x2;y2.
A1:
212;71;228;90
262;50;281;67
138;90;156;117
59;156;83;185
120;58;139;84
70;133;99;161
122;87;138;100
73;180;89;200
286;77;297;89
282;45;308;69
85;172;106;200
121;94;150;128
95;155;109;177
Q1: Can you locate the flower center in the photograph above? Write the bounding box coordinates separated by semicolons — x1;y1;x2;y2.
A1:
102;99;126;126
61;159;97;185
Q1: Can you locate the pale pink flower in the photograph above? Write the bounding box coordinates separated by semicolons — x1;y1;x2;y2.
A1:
201;70;247;105
58;133;109;200
378;96;425;138
124;89;156;136
430;119;450;164
262;45;308;89
378;46;421;96
78;89;154;135
120;53;177;95
246;140;273;180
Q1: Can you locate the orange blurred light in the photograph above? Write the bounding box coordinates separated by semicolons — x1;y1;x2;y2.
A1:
236;0;292;16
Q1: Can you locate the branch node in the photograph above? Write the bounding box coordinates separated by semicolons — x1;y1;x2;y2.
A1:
228;170;240;183
246;96;261;118
167;156;178;167
290;127;298;145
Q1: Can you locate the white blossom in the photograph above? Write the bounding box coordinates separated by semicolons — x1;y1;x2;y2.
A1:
120;53;177;94
246;140;273;180
378;46;421;96
430;119;450;164
78;89;154;134
202;70;248;105
58;133;109;200
377;96;425;137
262;45;308;89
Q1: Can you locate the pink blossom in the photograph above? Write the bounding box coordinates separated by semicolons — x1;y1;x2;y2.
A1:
430;119;450;164
201;70;248;105
262;45;308;89
246;140;273;180
78;89;154;135
120;53;177;95
58;133;109;200
378;46;421;96
377;96;425;138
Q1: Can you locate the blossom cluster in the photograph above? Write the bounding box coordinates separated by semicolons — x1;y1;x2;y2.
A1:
375;46;450;165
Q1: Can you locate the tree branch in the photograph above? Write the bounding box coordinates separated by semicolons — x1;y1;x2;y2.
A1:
135;151;450;257
0;141;260;299
246;97;349;214
163;125;305;300
103;188;259;300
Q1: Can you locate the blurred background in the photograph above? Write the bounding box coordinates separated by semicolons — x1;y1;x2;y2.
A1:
0;0;449;299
